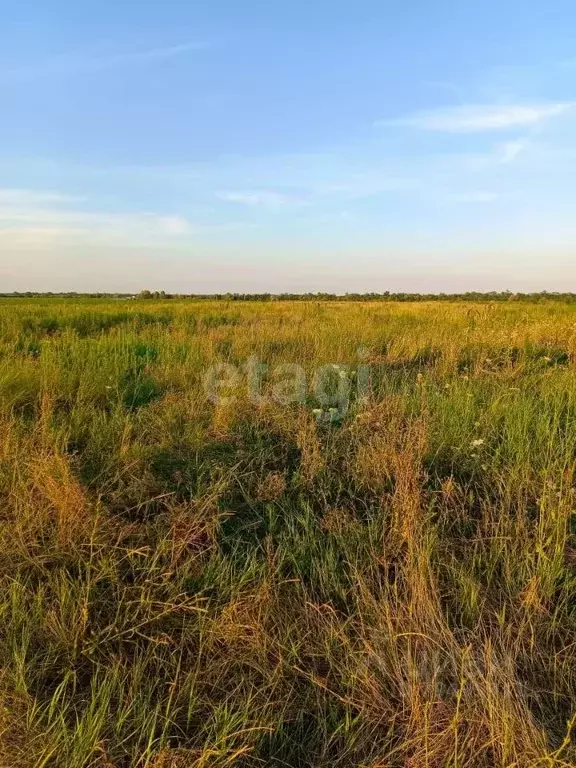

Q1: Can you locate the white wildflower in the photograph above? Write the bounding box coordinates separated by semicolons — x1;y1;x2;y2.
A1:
328;407;343;422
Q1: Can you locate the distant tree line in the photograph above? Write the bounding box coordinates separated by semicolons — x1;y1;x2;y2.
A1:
2;290;576;303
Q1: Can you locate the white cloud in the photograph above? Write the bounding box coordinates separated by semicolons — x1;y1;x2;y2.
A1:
498;139;530;164
445;191;499;203
312;174;416;199
217;190;296;206
217;176;415;206
381;103;572;132
112;41;211;65
0;189;197;243
0;41;210;84
157;215;194;235
0;188;82;205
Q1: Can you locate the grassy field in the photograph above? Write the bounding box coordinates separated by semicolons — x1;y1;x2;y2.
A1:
0;297;575;767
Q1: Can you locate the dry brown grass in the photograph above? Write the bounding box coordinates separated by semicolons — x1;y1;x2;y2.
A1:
0;297;574;766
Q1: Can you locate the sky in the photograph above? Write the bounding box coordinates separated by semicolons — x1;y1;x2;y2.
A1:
1;0;575;293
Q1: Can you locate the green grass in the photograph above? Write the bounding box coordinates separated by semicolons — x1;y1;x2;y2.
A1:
0;297;575;766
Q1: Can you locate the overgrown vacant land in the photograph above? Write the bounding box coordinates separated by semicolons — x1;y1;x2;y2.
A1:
1;298;576;767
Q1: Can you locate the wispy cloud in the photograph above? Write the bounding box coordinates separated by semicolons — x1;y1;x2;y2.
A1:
157;215;194;235
498;138;530;164
0;188;82;205
0;41;210;84
0;188;197;242
217;173;416;207
380;103;573;132
312;174;416;199
445;191;499;203
217;190;299;206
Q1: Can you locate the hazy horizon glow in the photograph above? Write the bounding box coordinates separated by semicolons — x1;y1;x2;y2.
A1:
1;1;575;292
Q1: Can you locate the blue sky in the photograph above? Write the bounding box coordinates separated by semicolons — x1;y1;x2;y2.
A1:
1;0;575;292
